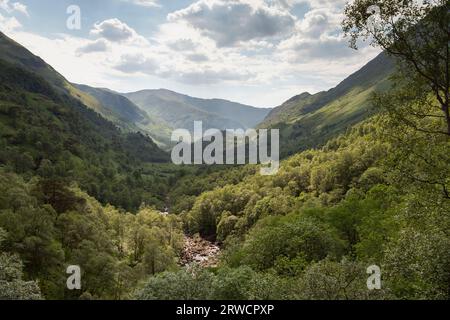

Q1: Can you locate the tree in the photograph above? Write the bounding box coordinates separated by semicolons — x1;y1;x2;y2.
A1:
0;228;42;300
135;266;215;300
298;258;387;300
212;266;255;300
383;227;450;299
0;252;43;300
343;0;450;135
236;214;344;271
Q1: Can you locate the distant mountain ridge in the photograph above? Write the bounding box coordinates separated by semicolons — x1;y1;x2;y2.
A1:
124;89;271;132
1;32;270;150
73;84;173;147
0;32;147;130
0;31;168;159
75;84;148;124
0;30;396;159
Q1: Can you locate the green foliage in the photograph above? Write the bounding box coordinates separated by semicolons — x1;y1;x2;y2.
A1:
297;259;387;300
1;6;449;300
374;80;450;200
0;169;184;299
136;265;292;300
135;266;216;300
383;227;450;300
177;112;449;300
0;57;177;212
184;121;389;240
169;165;258;214
0;251;43;300
232;214;344;271
343;0;450;135
0;227;42;300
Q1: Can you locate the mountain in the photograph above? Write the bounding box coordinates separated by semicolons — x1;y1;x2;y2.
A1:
74;85;148;124
124;89;271;132
0;33;111;115
74;85;173;147
0;32;173;145
0;33;270;146
0;32;171;212
260;52;396;157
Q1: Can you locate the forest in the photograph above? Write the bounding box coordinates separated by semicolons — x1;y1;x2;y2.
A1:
0;1;449;300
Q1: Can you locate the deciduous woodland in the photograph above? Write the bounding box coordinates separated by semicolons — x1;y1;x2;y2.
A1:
0;1;449;300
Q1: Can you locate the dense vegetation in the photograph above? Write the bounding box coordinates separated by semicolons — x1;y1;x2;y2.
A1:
0;1;449;300
137;1;450;300
142;116;448;300
0;170;184;299
260;52;394;158
0;58;184;212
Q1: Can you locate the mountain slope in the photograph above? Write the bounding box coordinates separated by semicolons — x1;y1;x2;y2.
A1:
75;84;148;124
0;33;269;144
161;90;272;128
0;40;171;211
74;85;173;147
0;33;110;115
125;89;271;132
0;32;168;141
0;54;169;163
260;52;396;157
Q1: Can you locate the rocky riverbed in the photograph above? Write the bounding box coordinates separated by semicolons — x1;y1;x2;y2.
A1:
181;235;220;267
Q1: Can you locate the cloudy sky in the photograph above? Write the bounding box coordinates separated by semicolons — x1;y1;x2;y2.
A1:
0;0;380;107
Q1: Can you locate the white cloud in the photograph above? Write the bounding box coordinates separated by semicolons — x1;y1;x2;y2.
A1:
0;0;28;16
2;0;383;107
277;8;352;61
76;39;110;55
0;12;21;33
179;69;251;85
125;0;160;7
186;53;209;62
115;53;157;74
292;0;348;10
6;31;113;87
297;8;340;37
11;1;27;15
90;18;148;45
167;38;198;51
168;0;296;47
280;35;356;61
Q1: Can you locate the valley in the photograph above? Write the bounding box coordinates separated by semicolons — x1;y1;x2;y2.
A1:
0;0;449;301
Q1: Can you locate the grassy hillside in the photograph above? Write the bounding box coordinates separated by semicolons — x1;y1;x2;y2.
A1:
260;53;395;157
74;85;149;124
125;89;271;132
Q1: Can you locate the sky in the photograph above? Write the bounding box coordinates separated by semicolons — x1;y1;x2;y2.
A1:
0;0;381;108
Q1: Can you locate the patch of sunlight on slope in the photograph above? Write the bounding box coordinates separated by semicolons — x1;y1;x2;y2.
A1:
65;82;114;118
